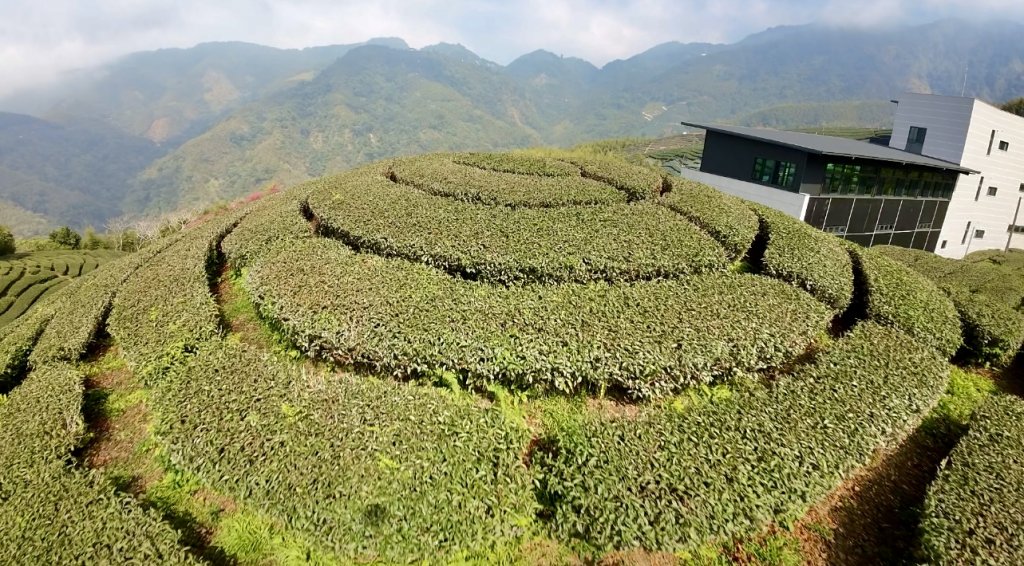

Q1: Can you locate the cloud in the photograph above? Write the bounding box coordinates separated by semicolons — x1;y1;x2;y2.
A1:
0;0;1022;100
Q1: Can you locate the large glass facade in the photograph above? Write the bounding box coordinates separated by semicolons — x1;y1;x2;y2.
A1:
823;163;955;199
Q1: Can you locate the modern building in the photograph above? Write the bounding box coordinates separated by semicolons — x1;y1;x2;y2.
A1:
889;93;1024;258
678;121;975;252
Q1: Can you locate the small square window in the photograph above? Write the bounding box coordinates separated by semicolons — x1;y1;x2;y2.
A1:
941;240;947;249
988;186;998;196
1019;183;1024;193
975;229;986;239
999;140;1010;151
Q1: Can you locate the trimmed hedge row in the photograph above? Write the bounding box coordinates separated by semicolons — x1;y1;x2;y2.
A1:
110;213;244;376
0;362;195;563
0;304;55;392
221;188;314;270
920;394;1024;564
452;151;579;177
246;238;830;399
753;204;853;312
307;166;729;285
533;322;949;552
875;245;1024;366
389;154;627;207
30;239;179;366
854;247;962;358
660;178;760;261
150;340;535;563
945;287;1024;367
307;165;733;284
565;154;665;202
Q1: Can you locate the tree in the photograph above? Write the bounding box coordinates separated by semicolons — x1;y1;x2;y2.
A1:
49;226;82;249
0;225;15;256
1000;97;1024;118
82;227;107;250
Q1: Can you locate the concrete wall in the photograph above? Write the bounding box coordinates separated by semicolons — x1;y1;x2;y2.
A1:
892;93;1024;258
677;168;809;219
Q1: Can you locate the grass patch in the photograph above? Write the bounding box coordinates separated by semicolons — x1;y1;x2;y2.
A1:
919;366;998;440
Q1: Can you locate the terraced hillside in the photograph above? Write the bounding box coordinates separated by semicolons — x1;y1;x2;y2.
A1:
0;250;122;327
0;152;1020;564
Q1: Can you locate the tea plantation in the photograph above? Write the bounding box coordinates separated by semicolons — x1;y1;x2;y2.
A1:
0;249;122;328
1;151;1022;564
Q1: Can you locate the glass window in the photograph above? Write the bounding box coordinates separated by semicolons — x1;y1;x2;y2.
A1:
752;157;796;189
999;140;1009;151
988;186;998;197
975;229;986;239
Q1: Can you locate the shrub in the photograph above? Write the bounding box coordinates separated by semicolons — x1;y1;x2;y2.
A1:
389;154;627;207
874;245;1024;366
109;214;240;375
853;247;962;358
752;205;853;312
221;188;314;270
453;151;579;177
533;323;948;553
0;362;195;563
307;165;730;285
0;305;55;392
920;394;1024;564
150;340;535;563
565;154;665;201
48;226;82;250
246;238;830;399
660;178;760;261
0;225;14;256
945;286;1024;367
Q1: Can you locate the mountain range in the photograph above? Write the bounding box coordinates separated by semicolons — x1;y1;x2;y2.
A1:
2;19;1023;235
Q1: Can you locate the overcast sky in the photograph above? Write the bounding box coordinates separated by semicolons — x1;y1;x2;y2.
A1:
1;0;1023;98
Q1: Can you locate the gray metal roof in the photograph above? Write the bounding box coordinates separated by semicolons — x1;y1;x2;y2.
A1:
681;121;978;174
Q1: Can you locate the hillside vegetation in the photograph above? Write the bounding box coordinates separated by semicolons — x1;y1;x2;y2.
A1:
0;250;122;328
4;20;1024;233
0;152;1021;563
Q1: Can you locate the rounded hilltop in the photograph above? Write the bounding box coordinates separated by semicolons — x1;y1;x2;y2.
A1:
1;150;1022;564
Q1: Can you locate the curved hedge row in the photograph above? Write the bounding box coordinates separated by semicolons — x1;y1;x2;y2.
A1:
875;245;1024;366
0;362;194;563
753;205;853;312
0;304;55;393
30;238;180;366
221;189;314;270
945;287;1024;367
150;340;534;563
307;166;729;285
854;247;962;358
246;238;830;399
389;154;627;207
452;151;579;177
660;178;760;261
110;214;243;376
566;154;665;202
920;394;1024;564
533;322;948;552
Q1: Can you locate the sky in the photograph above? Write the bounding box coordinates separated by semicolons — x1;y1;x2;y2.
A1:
1;0;1023;98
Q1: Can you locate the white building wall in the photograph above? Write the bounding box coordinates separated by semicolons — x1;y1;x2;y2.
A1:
891;94;1024;258
676;167;809;219
890;93;974;164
